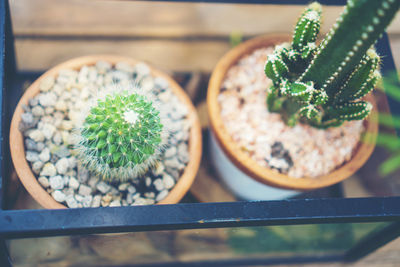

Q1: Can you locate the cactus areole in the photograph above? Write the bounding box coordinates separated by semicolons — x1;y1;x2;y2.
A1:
77;92;163;181
265;0;399;129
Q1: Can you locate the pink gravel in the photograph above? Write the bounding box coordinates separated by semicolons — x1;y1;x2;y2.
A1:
218;47;364;178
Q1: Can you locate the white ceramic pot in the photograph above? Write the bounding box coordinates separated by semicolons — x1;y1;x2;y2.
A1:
208;130;300;201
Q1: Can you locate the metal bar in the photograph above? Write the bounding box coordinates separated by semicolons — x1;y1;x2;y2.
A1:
0;239;11;267
119;0;347;5
344;221;400;262
113;254;342;267
1;197;400;239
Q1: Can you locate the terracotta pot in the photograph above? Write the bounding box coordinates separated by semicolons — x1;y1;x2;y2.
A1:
207;34;378;194
10;55;202;209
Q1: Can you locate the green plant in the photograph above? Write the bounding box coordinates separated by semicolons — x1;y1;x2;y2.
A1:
76;91;164;181
265;0;399;128
374;72;400;176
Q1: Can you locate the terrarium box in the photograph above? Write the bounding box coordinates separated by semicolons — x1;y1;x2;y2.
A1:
1;0;400;266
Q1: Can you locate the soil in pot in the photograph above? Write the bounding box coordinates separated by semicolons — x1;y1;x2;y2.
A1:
12;56;201;208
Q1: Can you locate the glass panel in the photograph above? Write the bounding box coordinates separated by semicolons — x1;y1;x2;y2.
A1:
6;222;388;266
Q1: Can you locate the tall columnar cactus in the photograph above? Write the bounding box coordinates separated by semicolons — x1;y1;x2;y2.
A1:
76;92;164;181
265;0;399;128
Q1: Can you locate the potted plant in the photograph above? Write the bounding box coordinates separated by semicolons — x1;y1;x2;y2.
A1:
208;0;399;200
10;55;202;209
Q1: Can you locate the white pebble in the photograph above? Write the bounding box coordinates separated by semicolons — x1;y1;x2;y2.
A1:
29;130;45;142
40;163;57;176
163;174;175;190
38;148;50;162
52;190;66;202
69;177;80;190
91;195;102;208
156;190;169;202
49;175;64;190
38;176;49;188
56;158;69;174
96;181;111;194
39;76;55;92
78;184;92;196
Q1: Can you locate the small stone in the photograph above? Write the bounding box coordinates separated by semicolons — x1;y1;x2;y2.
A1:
77;165;89;183
29;97;39;107
78;184;92;196
115;62;134;73
101;194;113;207
88;176;98;189
82;195;93;207
44;107;55;115
38;148;50;162
118;183;129;191
109;186;119;196
145;199;155;205
91;195;101;208
63;187;74;196
36;142;45;151
96;181;111;194
39;76;55;92
52;190;66;202
40;163;57;176
55;100;67;112
66;195;78;208
63;176;70;185
96;61;112;74
127;185;136;194
49;175;64;190
75;194;84;202
132;193;141;200
25;139;38;151
163;174;175;190
61;120;74;131
153;179;164;191
52;145;71;158
26;151;39;162
144;192;155;199
145;177;152;187
32;106;45;117
53;132;62;145
156;190;169;202
41;123;56;140
69;177;80;190
164;147;177;158
21;112;34;125
29;130;45;142
38;176;49;188
178;143;190;163
164;158;180;170
56;158;69;175
32;161;44;175
109;200;121;207
39;92;57;107
132;197;147;206
134;63;150;77
153;163;165;176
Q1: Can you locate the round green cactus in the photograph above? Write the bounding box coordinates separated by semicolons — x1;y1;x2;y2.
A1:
77;92;164;181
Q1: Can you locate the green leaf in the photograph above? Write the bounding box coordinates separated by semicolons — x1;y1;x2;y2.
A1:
379;152;400;176
379;113;400;129
375;133;400;152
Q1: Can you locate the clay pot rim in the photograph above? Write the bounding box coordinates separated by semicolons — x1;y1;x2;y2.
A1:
10;55;202;209
207;33;378;191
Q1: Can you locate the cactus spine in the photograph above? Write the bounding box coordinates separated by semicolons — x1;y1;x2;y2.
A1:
77;91;164;181
265;0;399;128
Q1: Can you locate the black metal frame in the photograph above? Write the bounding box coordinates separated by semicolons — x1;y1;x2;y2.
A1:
1;0;399;266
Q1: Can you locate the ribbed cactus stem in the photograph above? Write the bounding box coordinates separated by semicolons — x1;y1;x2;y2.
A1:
77;92;164;181
300;0;399;96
